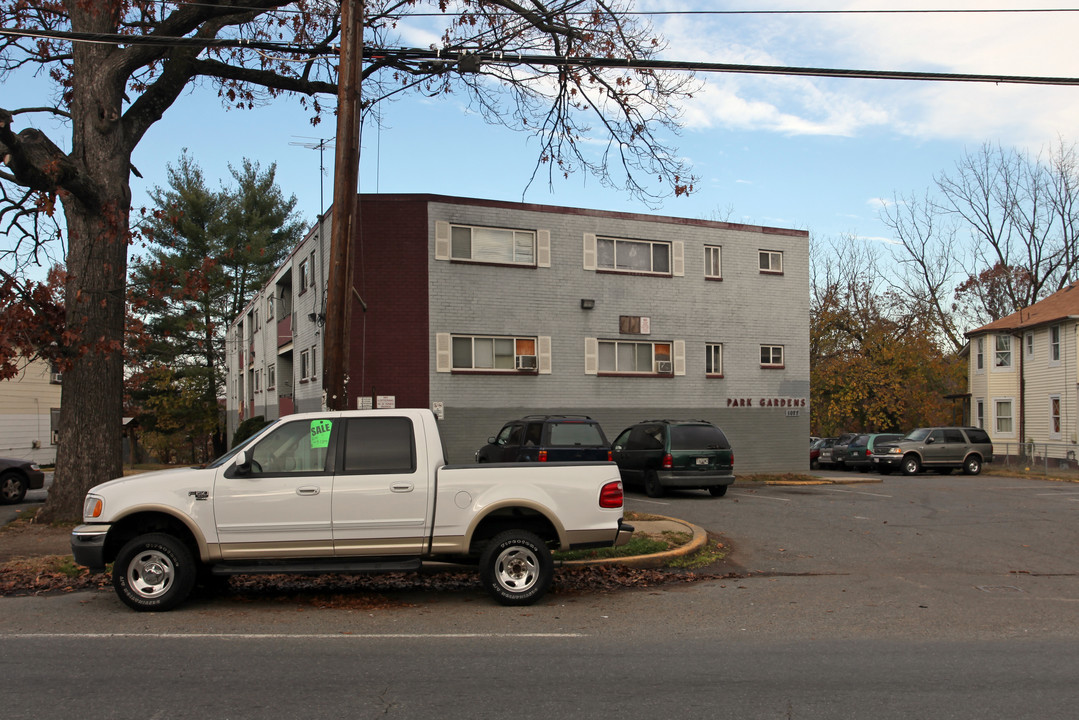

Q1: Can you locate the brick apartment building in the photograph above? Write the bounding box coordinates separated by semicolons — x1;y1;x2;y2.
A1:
224;194;810;472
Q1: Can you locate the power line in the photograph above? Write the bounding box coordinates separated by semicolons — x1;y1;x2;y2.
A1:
3;28;1079;87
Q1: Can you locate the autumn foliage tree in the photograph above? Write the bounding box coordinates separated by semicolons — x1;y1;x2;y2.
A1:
0;1;696;521
810;236;965;436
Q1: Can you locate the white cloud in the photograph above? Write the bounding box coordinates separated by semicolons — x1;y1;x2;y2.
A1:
657;1;1079;148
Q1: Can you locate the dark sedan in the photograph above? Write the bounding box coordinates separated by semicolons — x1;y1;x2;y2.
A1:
0;457;46;504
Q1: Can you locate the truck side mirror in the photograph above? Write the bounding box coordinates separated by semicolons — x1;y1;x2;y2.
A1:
234;450;250;473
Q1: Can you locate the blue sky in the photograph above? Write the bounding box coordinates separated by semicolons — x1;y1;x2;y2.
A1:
5;1;1079;264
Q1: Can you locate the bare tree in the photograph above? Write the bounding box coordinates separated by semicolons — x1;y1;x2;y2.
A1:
881;139;1079;341
0;0;698;521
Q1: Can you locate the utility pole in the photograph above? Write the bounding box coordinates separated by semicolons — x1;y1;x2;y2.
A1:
324;0;363;410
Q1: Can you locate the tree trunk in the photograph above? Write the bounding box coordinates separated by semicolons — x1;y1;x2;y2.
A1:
36;7;131;522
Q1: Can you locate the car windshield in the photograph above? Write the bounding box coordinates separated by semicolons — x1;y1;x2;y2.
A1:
903;428;931;442
671;424;729;450
548;422;606;447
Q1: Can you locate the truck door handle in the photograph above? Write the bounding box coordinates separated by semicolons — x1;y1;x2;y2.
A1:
391;482;414;493
296;486;321;496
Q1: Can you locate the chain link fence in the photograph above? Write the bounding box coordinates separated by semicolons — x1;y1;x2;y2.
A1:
994;441;1079;477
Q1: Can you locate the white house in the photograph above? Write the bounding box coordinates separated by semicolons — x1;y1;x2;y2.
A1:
0;357;62;464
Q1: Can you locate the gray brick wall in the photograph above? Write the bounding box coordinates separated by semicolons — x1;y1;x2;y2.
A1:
426;199;810;473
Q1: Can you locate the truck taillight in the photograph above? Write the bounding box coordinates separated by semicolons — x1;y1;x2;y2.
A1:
599;481;624;508
539;450;547;462
730;450;734;470
865;448;872;457
662;453;673;469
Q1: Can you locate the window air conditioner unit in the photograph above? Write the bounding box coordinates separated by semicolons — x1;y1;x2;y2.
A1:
516;354;538;370
50;372;63;384
655;360;673;374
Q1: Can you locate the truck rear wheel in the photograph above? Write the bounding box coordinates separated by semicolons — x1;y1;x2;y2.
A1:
113;533;197;612
479;530;553;606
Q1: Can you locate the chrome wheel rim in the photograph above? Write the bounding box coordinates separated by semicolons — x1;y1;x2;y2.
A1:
127;549;176;599
494;546;539;593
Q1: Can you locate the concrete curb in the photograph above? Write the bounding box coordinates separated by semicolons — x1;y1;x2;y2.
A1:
754;477;883;486
561;514;709;569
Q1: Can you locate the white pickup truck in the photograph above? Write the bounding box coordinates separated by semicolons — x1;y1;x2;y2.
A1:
71;409;632;611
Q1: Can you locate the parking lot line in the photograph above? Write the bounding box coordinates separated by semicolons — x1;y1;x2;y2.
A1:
821;487;893;498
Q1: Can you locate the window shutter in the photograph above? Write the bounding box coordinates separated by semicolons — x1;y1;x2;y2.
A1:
435;221;451;260
583;233;597;270
584;337;598;375
537;230;551;267
673;340;686;376
436;333;452;372
538;336;552;374
672;241;685;277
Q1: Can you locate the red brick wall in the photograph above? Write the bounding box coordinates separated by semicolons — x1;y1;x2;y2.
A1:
349;197;430;408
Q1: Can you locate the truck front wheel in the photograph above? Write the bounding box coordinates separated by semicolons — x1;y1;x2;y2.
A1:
479;530;553;606
113;533;197;612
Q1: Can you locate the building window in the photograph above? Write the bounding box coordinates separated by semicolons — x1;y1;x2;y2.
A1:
760;345;784;368
704;246;722;279
451;225;536;266
1025;332;1034;359
995;399;1014;435
995;335;1012;369
706;344;723;376
1050;395;1062;439
309;345;317;379
976;398;985;429
976;337;984;372
254;368;262;393
267;363;276;390
252;308;260;332
598;340;672;374
267;296;275;321
300;349;311;380
452;335;537;371
299;256;311;294
597;237;671;275
1050;325;1061;364
759;250;783;274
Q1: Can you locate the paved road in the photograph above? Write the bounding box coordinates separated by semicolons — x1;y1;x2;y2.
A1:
3;472;1079;718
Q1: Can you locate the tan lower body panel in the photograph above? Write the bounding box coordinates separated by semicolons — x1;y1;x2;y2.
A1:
564;528;619;549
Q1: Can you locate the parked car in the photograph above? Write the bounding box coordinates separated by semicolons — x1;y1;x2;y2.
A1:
476;415;611;463
811;437;835;469
872;427;994;476
0;457;46;505
844;433;903;472
611;419;734;498
830;433;859;470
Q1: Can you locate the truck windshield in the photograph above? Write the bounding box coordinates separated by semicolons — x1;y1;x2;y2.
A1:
205;420;278;469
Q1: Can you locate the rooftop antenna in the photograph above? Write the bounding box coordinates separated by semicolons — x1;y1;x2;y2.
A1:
290;136;335;220
290;135;336;326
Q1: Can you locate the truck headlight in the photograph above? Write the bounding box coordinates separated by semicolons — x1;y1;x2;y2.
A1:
83;494;104;519
888;447;903;455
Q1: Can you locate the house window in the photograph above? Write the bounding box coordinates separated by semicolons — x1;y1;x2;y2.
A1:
267;363;276;390
309;345;317;379
976;337;984;372
1050;395;1062;439
976;398;985;429
252;308;260;332
1050;325;1061;364
267;296;275;321
706;344;723;376
452;335;537;371
598;340;672;374
759;250;783;274
995;399;1014;435
704;246;722;279
451;225;536;266
300;349;311;380
299;256;311;294
254;368;262;393
760;345;784;368
597;237;671;275
1025;332;1034;359
994;335;1012;369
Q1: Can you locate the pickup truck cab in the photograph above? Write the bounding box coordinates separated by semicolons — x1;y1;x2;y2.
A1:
71;409;631;611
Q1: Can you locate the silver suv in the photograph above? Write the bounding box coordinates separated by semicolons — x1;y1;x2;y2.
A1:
871;427;993;476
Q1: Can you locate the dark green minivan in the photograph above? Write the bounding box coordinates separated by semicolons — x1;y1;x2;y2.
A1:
611;420;734;498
